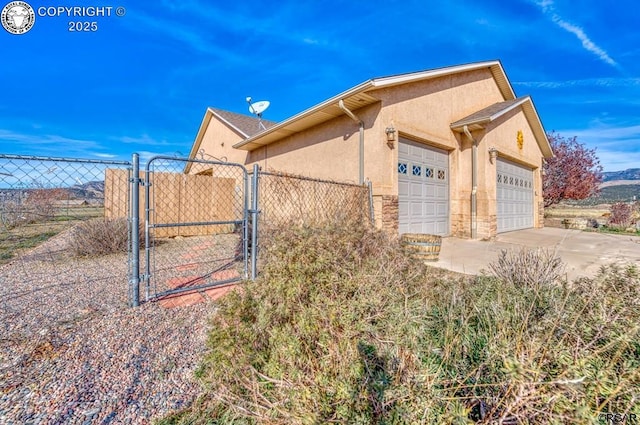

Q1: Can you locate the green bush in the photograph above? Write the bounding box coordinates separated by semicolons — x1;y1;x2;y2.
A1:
163;226;640;424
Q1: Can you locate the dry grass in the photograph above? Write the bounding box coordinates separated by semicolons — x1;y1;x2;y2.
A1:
488;248;566;287
0;205;104;265
69;218;141;257
545;205;610;219
159;224;640;424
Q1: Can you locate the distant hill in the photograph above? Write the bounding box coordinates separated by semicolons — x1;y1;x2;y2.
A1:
67;181;104;199
602;168;640;182
567;185;640;206
0;181;105;201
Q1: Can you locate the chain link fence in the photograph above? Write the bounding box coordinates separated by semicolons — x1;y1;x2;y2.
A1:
0;152;374;424
256;170;373;230
0;154;134;364
139;156;250;303
0;153;374;310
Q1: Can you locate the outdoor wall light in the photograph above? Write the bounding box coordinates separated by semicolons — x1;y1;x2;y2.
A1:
385;126;396;145
488;147;498;163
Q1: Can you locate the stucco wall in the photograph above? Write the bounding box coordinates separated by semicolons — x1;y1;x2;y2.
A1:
245;103;381;185
194;68;548;239
193;115;248;167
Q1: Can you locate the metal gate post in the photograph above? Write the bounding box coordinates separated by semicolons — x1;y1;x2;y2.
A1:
250;164;260;280
144;162;152;301
130;153;140;307
366;179;374;225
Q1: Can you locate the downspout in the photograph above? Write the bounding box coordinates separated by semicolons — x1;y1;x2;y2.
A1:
338;100;364;184
463;125;478;239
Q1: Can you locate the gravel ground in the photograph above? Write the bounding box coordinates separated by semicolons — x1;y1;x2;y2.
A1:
0;229;221;424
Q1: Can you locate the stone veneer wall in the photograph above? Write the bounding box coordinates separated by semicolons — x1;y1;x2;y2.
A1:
381;195;399;235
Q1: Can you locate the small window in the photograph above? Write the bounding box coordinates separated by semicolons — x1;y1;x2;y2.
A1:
509;176;514;185
437;169;446;180
398;162;407;174
412;165;422;176
425;167;434;178
498;174;502;183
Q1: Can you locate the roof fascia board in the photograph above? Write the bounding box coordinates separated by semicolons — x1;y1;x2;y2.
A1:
451;97;530;130
185;108;214;173
210;110;250;139
234;60;514;150
488;97;529;121
371;60;501;88
522;98;553;158
233;80;374;149
450;97;553;158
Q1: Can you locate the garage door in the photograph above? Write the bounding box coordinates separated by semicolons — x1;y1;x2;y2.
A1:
398;138;449;236
497;158;534;233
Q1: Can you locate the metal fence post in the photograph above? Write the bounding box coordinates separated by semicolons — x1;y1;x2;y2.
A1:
144;161;152;301
250;164;260;280
366;179;375;225
130;153;140;307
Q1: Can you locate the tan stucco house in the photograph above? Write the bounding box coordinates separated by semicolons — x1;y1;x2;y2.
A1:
186;60;553;240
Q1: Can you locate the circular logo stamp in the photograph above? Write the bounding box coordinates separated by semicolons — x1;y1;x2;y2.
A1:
1;1;35;35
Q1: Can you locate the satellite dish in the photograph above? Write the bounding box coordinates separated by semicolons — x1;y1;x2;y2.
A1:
248;100;270;116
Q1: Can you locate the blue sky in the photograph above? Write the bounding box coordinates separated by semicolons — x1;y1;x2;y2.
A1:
1;0;638;172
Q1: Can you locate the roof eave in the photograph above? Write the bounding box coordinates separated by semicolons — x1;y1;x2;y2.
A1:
450;97;530;132
185;108;215;173
234;60;515;151
522;99;553;158
233;80;375;150
450;97;553;159
371;60;514;99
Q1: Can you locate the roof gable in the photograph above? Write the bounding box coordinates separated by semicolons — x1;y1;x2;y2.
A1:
450;97;529;130
450;96;553;158
186;107;277;168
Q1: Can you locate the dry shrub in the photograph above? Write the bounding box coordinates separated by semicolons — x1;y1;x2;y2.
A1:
1;188;68;228
609;202;634;227
69;218;140;257
488;248;566;287
164;226;640;424
26;188;68;219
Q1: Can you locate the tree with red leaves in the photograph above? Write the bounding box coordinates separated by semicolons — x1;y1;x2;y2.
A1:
543;132;603;207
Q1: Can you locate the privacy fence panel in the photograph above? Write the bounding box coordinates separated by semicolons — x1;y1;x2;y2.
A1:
140;157;249;301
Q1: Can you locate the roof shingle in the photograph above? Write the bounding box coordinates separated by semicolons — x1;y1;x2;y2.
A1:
210;108;277;138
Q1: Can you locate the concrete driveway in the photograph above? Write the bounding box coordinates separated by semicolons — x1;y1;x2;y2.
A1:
435;227;640;281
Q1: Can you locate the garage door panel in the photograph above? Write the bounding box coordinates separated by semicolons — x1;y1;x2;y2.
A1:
398;138;449;237
424;203;435;215
497;158;533;233
410;182;422;196
411;201;423;216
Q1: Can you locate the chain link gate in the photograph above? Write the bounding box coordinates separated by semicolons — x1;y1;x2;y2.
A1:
137;156;252;302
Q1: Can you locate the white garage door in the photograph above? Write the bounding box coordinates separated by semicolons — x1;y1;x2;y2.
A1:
398;138;449;236
497;158;534;233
